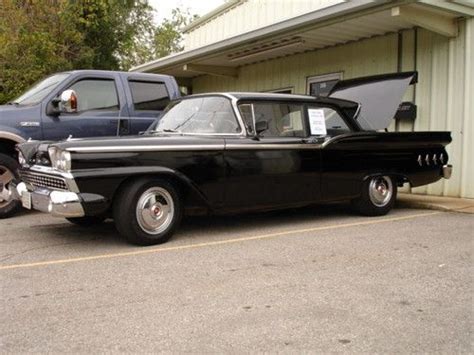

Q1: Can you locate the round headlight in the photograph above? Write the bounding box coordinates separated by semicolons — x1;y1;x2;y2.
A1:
18;152;26;165
59;151;71;171
48;147;71;171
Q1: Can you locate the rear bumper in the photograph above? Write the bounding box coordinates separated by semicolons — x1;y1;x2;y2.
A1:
442;164;453;179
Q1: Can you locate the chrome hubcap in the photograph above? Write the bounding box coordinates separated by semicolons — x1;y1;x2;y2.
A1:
136;187;174;235
368;176;393;207
0;165;15;207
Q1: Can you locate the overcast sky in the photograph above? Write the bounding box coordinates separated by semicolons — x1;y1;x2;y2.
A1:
148;0;226;24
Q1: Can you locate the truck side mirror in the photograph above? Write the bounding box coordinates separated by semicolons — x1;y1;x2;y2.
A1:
46;89;78;116
60;90;78;113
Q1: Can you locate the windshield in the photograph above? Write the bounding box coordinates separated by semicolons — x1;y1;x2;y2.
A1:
151;96;241;134
13;73;70;105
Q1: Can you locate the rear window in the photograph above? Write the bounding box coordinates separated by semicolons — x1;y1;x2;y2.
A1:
308;106;351;136
129;80;170;111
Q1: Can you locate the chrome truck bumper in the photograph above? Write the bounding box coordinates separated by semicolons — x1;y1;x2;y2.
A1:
1;181;85;218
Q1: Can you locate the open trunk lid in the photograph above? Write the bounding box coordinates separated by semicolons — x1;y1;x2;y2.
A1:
328;71;417;131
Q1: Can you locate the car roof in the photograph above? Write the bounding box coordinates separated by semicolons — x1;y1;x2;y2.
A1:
225;92;315;101
185;92;359;108
187;92;318;102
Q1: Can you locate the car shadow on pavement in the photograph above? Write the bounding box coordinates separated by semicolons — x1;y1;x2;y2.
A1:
22;202;356;247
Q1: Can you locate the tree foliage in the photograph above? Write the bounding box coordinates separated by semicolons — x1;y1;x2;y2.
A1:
77;0;156;70
152;8;198;59
0;1;89;103
0;1;198;104
0;0;155;104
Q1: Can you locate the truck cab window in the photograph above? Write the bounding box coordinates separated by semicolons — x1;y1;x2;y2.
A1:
68;79;119;112
129;81;170;111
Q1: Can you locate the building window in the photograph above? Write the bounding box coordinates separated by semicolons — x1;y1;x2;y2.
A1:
267;87;293;94
307;72;342;97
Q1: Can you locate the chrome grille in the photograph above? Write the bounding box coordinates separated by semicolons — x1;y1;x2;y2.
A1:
20;171;68;191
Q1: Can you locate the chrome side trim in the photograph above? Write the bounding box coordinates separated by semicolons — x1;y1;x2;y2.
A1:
353;103;362;120
20;122;41;127
66;143;324;153
66;144;225;153
225;143;322;150
0;131;26;143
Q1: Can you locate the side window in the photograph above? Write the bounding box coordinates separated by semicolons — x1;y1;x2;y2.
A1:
68;79;119;112
251;102;306;138
129;80;170;111
308;106;350;136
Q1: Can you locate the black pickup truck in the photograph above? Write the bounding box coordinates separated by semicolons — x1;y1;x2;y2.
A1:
0;70;180;217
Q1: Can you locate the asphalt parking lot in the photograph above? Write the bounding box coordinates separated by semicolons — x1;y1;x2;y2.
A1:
0;204;472;353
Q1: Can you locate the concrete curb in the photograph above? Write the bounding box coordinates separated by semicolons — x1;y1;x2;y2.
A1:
396;193;474;214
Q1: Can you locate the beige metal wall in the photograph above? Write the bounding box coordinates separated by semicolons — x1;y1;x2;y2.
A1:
411;19;473;198
193;19;473;198
193;33;399;92
184;0;344;50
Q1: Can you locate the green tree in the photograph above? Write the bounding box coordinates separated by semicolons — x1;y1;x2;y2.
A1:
0;0;156;104
0;0;93;103
76;0;156;70
152;8;198;58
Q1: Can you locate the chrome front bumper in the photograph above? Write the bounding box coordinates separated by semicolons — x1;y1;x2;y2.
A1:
1;181;85;218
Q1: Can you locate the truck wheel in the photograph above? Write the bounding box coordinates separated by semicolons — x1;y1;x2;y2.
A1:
66;216;106;226
352;175;397;216
113;178;182;245
0;153;21;219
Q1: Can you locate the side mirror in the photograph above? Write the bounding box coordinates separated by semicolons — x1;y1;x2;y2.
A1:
60;89;78;113
255;120;268;135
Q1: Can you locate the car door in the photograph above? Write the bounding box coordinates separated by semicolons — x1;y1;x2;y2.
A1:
42;74;125;140
124;76;171;134
223;100;322;211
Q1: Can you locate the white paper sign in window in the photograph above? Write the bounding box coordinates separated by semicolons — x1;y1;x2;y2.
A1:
308;109;327;135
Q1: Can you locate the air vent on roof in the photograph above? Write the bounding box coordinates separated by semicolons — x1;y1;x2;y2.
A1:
227;37;304;62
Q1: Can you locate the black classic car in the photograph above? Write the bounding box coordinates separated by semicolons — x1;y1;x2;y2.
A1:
1;72;452;245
